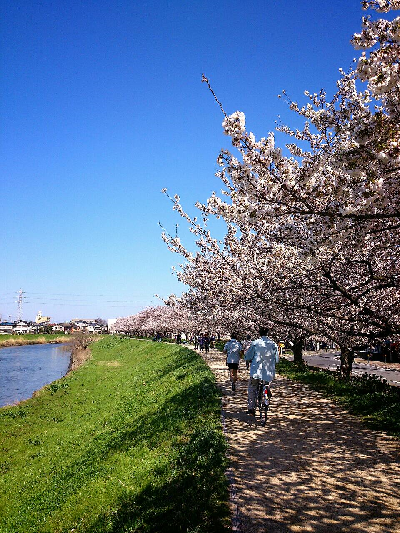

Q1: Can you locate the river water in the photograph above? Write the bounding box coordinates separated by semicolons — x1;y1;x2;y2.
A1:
0;343;71;408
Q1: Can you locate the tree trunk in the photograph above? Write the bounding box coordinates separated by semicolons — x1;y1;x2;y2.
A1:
292;338;304;363
340;346;354;378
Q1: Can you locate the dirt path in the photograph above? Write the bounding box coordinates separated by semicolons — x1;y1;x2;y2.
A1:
200;348;400;533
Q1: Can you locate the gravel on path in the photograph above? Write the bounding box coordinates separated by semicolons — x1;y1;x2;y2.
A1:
200;348;400;533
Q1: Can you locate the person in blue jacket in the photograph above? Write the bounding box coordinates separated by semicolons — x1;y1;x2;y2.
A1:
245;326;279;415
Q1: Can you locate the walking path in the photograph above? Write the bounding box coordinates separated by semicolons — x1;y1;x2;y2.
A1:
199;348;400;533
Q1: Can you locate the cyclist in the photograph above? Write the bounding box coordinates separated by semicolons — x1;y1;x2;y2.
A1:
223;333;243;391
245;326;279;415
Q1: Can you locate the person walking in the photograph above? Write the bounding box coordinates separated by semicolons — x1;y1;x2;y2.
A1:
204;333;211;353
223;333;243;391
245;326;279;415
210;334;215;349
199;334;205;352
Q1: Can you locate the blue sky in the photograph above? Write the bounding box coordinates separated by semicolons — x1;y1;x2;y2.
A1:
1;0;372;322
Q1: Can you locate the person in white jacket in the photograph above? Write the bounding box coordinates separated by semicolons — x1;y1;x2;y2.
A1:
245;326;279;415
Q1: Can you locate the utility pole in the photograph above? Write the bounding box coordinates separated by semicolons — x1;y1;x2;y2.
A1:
17;289;25;321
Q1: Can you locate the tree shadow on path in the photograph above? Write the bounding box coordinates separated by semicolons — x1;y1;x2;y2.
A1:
202;349;400;533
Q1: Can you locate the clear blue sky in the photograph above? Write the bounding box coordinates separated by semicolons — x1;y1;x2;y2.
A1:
1;0;371;322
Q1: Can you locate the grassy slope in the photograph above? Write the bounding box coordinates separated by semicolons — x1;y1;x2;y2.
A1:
0;337;229;533
277;358;400;438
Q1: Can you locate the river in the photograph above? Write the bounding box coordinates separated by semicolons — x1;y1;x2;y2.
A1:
0;343;71;408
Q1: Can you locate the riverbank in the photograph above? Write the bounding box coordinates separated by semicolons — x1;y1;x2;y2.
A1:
67;346;92;373
0;337;229;532
0;333;67;348
0;334;94;406
0;342;71;408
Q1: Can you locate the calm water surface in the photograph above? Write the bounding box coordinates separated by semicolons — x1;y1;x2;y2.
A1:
0;343;71;408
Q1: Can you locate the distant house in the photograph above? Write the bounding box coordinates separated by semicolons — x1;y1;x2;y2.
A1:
83;323;105;334
52;324;66;333
70;319;107;334
73;321;91;332
0;322;14;334
14;322;33;334
71;318;97;325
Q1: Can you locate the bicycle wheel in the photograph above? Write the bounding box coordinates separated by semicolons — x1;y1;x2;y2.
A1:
261;403;268;426
260;383;270;426
254;383;264;425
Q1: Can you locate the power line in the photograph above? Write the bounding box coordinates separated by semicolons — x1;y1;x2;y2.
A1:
17;289;25;321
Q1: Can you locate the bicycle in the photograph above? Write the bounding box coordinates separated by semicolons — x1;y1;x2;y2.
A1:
256;380;271;426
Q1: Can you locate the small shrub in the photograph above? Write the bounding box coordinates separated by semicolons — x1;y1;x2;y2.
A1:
68;331;95;351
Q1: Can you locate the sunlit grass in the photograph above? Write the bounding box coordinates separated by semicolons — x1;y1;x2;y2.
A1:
0;337;229;533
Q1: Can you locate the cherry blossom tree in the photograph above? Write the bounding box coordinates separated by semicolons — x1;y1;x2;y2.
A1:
114;304;197;339
162;1;400;376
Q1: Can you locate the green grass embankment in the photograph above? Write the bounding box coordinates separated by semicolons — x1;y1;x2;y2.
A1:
277;358;400;438
0;337;229;533
0;334;67;348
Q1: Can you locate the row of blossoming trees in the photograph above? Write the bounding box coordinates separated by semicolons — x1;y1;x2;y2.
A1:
114;302;221;339
114;305;191;338
155;0;400;377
